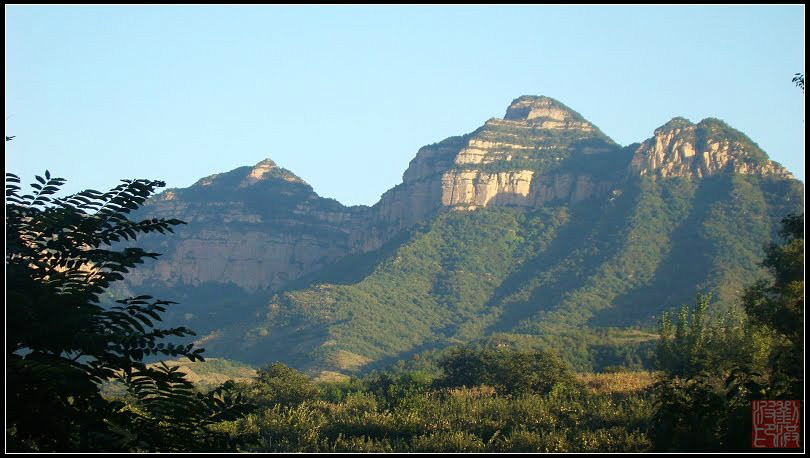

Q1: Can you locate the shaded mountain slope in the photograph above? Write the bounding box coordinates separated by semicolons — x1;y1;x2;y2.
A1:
121;96;803;375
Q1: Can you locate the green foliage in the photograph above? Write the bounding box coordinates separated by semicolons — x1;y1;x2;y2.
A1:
655;117;694;133
651;294;770;451
214;172;800;377
525;176;697;331
650;295;774;449
226;364;654;453
656;294;706;377
317;376;369;404
241;363;321;408
651;214;805;451
437;346;576;396
365;370;434;408
169;357;256;379
100;357;257;399
380;329;656;380
743;213;803;343
657;294;772;379
123;363;252;452
741;213;804;399
650;373;752;452
5;172;251;451
246;206;571;369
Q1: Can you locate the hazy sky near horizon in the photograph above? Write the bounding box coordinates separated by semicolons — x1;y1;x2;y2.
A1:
6;5;805;206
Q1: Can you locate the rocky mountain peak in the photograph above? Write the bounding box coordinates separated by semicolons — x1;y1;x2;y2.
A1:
379;96;624;239
241;158;305;187
503;95;586;124
125;94;803;369
243;158;278;183
629;117;792;179
253;158;278;168
654;117;694;135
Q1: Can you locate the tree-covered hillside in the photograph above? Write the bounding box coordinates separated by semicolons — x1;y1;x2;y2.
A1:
112;95;803;378
198;173;802;375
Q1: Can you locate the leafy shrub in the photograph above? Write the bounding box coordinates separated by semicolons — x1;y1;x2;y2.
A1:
366;370;433;408
437;346;577;396
242;363;320;408
317;377;367;404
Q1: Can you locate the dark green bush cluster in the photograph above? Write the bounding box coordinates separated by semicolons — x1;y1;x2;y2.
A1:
240;363;321;408
437;346;576;396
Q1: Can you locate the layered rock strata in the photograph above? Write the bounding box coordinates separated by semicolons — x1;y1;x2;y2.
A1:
129;97;796;295
127;159;370;292
371;96;622;235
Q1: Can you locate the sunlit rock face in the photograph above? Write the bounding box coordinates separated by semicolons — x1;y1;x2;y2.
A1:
372;95;623;237
629;117;794;179
127;96;796;296
127;160;371;292
112;95;806;376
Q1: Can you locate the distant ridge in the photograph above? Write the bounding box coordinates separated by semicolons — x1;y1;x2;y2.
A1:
121;95;804;376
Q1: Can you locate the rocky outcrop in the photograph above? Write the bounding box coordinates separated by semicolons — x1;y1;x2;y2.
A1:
437;170;612;209
503;96;597;131
629;118;794;179
127;160;371;292
128;97;797;297
370;96;622;233
441;170;535;208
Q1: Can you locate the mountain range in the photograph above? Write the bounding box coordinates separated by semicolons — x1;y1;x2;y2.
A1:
119;95;804;378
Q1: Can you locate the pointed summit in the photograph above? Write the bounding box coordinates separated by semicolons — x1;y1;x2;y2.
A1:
253;158;278;168
503;95;587;124
654;117;694;135
242;158;305;187
246;158;279;181
183;158;307;190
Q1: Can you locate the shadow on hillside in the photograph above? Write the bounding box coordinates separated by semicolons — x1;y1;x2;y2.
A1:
588;178;730;328
280;227;420;291
482;186;640;335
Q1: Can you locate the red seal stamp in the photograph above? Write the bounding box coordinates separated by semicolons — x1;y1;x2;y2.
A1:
752;400;801;448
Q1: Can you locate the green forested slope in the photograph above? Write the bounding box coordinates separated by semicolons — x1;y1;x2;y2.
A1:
200;174;802;374
119;97;803;376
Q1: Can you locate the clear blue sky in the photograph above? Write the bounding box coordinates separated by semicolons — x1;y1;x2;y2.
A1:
6;5;805;206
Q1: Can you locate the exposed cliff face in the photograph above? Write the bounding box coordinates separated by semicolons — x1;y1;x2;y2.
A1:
371;96;623;234
229;172;805;375
629;117;794;179
127;159;370;292
120;94;805;374
128;97;798;300
438;170;613;209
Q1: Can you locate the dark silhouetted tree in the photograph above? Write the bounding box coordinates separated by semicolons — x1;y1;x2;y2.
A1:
6;172;251;451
